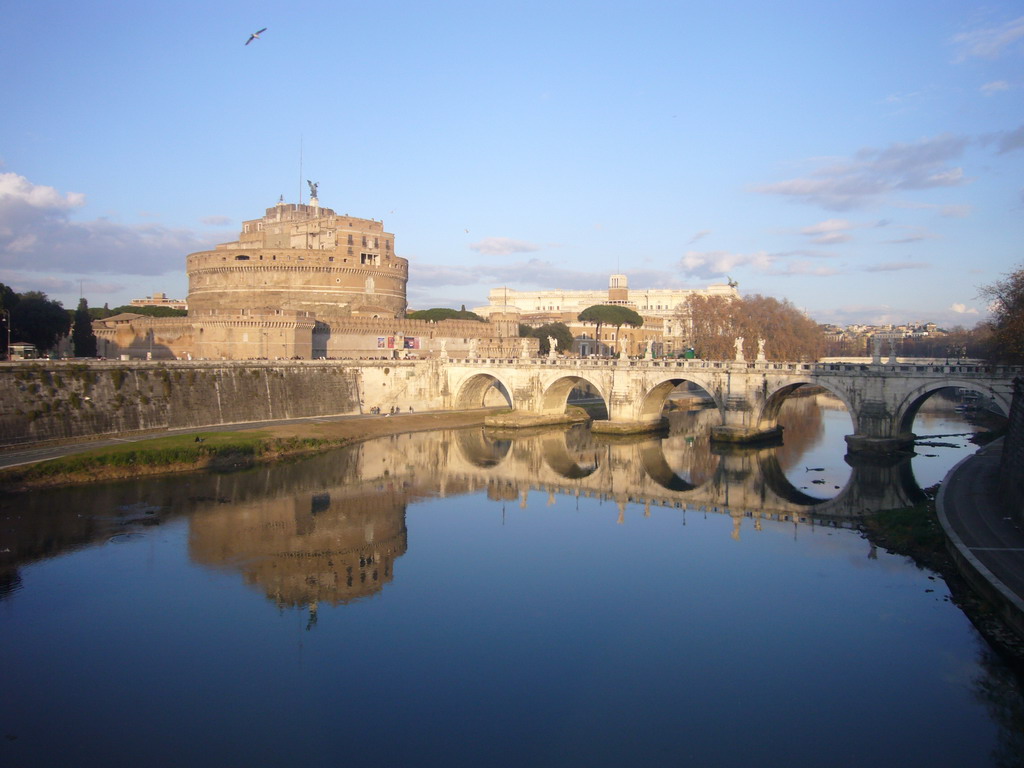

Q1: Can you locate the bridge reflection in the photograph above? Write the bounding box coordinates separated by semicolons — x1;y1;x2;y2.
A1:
1;415;927;616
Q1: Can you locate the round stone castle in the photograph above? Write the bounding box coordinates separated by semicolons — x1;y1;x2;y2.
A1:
187;197;409;319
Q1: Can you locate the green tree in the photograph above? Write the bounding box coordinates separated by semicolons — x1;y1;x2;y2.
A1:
577;305;644;354
72;298;98;357
979;264;1024;364
99;305;187;318
528;322;575;355
406;307;486;323
0;283;18;358
10;291;71;352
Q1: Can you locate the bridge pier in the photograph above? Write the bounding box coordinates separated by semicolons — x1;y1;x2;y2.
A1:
844;433;917;455
591;418;665;435
845;398;916;455
710;393;782;444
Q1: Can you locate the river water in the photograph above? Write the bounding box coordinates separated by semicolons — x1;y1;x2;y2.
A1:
1;388;1021;767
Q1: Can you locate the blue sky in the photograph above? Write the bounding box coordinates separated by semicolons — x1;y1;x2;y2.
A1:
1;0;1021;327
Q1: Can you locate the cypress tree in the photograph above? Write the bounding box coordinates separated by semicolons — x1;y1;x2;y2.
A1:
72;297;98;358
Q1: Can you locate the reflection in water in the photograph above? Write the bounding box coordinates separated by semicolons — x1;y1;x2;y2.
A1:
0;391;1019;768
2;388;998;608
0;406;935;609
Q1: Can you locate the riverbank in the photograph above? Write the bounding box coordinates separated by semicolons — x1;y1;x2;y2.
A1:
0;409;495;493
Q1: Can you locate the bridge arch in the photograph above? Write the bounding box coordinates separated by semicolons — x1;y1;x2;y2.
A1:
454;429;511;468
895;379;1010;434
538;374;608;415
541;431;600;479
760;379;856;432
636;376;722;423
452;372;514;410
638;440;699;491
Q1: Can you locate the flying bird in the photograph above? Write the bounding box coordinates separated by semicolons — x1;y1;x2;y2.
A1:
245;27;267;45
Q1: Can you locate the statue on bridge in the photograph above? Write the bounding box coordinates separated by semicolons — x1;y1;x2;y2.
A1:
757;338;766;361
547;336;558;359
644;339;654;360
734;336;745;362
520;337;530;358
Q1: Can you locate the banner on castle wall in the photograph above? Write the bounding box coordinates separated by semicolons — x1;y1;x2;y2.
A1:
377;336;396;349
404;337;420;349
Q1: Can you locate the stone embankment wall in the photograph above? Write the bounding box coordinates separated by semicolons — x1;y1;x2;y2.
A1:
0;360;443;448
999;376;1024;523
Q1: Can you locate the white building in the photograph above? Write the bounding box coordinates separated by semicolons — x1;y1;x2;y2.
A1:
474;274;739;356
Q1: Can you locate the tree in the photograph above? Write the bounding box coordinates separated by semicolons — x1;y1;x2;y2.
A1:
72;298;98;357
0;283;18;359
577;305;644;355
979;264;1024;364
528;322;575;355
678;294;824;360
406;307;486;323
10;291;71;352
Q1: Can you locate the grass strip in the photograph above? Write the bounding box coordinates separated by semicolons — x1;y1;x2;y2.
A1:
0;431;342;487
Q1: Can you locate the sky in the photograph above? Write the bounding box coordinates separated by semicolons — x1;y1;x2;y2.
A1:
1;0;1021;328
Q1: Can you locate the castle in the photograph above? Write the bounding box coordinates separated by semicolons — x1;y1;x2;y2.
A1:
93;195;524;360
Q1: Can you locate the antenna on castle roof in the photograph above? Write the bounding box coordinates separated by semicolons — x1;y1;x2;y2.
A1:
298;136;303;204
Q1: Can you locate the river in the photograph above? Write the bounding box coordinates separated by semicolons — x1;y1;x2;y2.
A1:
1;387;1021;767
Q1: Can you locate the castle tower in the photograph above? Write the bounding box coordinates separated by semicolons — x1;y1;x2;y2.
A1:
186;199;409;320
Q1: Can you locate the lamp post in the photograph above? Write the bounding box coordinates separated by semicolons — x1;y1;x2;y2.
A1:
0;308;9;361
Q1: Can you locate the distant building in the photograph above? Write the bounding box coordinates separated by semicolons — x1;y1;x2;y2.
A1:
474;274;738;356
130;292;187;311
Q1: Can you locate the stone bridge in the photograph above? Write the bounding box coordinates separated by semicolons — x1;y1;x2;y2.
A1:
441;357;1021;453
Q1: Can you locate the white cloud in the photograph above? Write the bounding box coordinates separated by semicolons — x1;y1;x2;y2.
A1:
678;250;840;279
411;259;640;291
200;215;233;226
468;237;541;256
754;135;969;210
686;229;711;245
951;302;979;315
981;80;1011;95
800;219;854;244
0;173;221;276
879;225;938;244
0;172;86;210
680;250;773;277
953;16;1024;60
861;261;930;272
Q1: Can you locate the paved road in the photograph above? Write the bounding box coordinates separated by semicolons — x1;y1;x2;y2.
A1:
938;440;1024;626
0;412;383;470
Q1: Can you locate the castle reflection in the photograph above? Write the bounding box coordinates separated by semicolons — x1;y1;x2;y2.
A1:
0;401;924;611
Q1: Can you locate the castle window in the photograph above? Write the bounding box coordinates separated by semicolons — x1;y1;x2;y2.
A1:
347;234;353;245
